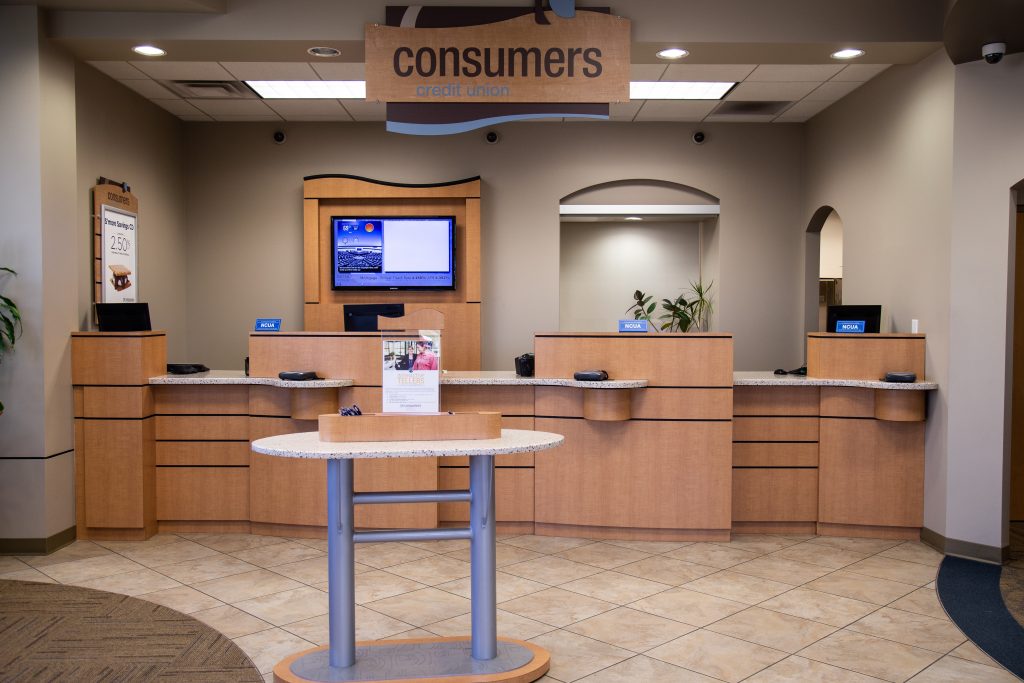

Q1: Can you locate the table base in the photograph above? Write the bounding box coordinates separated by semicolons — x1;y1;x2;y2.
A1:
273;636;550;683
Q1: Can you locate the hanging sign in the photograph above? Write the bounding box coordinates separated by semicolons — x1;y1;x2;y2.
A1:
93;182;139;305
382;331;442;413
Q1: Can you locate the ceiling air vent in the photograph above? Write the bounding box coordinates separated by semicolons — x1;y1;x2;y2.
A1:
712;100;791;116
161;80;257;99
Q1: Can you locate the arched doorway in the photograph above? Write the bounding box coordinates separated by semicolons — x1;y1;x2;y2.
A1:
805;206;844;334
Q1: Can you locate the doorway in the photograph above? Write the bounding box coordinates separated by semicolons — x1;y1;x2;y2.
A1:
805;206;844;334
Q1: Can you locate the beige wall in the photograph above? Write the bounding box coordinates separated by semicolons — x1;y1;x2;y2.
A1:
183;121;806;371
75;64;189;360
805;50;954;539
818;211;843;279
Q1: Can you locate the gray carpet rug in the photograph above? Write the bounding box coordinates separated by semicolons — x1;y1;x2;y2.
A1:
0;579;263;681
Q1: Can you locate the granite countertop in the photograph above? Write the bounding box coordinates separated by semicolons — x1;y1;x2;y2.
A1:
733;371;938;390
440;371;647;389
149;370;353;389
251;428;565;460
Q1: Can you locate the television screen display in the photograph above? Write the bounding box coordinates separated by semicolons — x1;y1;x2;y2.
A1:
331;216;455;290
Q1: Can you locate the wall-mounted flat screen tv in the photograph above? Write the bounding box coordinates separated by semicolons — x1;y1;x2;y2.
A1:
331;216;455;291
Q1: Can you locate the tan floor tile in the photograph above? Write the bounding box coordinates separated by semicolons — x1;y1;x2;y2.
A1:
744;655;885;682
501;535;596;555
233;627;314;674
771;543;870;570
0;556;30;573
93;533;182;550
798;630;940;682
647;629;787;682
114;539;221;568
138;585;224;613
565;607;696;653
436;570;548;602
187;533;290;554
706;606;836;653
804;570;917;605
716;534;803;555
602;539;693;554
354;543;436;568
157;554;259;584
282;606;415;644
759;588;879;627
843;556;937;587
909;656;1020;683
556;543;653;570
948;640;999;667
877;542;944;568
0;568;57;583
231;541;324;569
270;556;330;585
630;586;746;627
502;556;604;586
38;553;145;584
403;539;470;554
561;571;672;604
887;588;947;620
193;568;304;603
384;555;471;586
75;567;182;596
234;586;328;626
354;569;426;603
616;556;718;585
847;607;965;653
682;570;792;604
392;628;440;640
529;629;632;682
192;604;274;638
577;654;717;682
808;536;903;554
665;543;760;569
289;537;329;553
18;540;112;568
729;556;833;586
500;587;615;627
445;543;543;567
426;608;555;640
365;587;471;626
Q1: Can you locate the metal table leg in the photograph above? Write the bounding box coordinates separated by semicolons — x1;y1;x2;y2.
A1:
469;452;497;661
327;458;355;668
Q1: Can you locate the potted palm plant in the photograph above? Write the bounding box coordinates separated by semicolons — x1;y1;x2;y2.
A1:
1;267;23;414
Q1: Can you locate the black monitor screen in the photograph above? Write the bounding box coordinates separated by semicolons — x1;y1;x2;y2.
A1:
826;305;882;334
343;303;405;332
95;303;152;332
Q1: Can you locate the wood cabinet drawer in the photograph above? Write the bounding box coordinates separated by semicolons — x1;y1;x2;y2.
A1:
438;468;534;522
156;441;250;466
155;385;249;415
733;417;818;442
733;386;819;416
155;415;249;441
732;469;818;522
156;467;249;520
733;442;818;467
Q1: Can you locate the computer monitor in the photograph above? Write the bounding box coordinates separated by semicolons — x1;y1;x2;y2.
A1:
826;305;882;334
343;303;405;332
95;303;152;332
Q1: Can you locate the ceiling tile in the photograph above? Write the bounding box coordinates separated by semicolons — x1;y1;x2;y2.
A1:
265;99;351;119
151;99;204;116
340;101;386;121
831;64;891;81
129;60;234;80
187;98;278;116
610;100;644;121
805;80;865;101
746;64;845;81
630;64;666;81
775;99;833;121
661;64;756;82
726;81;819;101
310;62;366;80
181;114;214;121
209;115;283;122
633;100;718;122
88;61;148;79
119;79;178;99
705;113;776;122
220;62;319;81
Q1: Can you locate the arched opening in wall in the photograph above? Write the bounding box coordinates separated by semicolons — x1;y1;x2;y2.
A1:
805;206;844;333
1010;179;1024;563
558;180;720;332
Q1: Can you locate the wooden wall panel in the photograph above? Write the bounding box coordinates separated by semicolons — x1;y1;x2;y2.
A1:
534;334;733;387
734;386;819;416
438;468;534;522
155;385;249;414
250;453;327;527
819;418;924;528
464;197;481;302
250;333;381;383
733;442;819;467
83;419;154;529
807;334;926;380
71;333;167;385
732;469;818;521
304;198;320;304
156;415;249;441
819;387;874;417
156;468;249;520
82;387;154;418
534;418;732;531
156;442;251;466
535;386;731;420
304;176;480;200
733;417;818;442
250;385;293;417
441;385;534;415
354;459;438;529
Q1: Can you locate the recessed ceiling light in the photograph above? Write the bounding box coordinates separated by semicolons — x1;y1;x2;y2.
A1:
246;80;366;99
629;81;734;100
308;46;342;58
831;48;865;60
657;47;689;60
624;216;643;221
132;45;166;57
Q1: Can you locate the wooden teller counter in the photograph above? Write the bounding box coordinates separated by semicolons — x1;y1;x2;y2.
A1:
69;330;936;544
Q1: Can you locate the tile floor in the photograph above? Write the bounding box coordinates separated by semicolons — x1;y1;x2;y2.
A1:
0;532;1018;683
